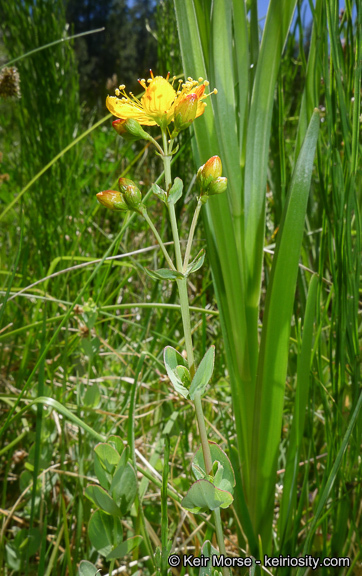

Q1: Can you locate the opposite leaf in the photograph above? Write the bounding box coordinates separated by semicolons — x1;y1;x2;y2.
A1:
106;535;143;560
144;267;184;282
151;183;167;203
185;249;206;276
164;346;190;398
189;346;215;400
168;177;183;205
94;452;111;491
193;442;236;494
94;443;120;475
88;509;123;557
106;435;124;456
78;561;99;576
85;485;120;517
110;461;138;515
181;479;233;513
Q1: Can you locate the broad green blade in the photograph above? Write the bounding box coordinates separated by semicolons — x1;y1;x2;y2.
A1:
174;0;252;480
243;0;298;386
175;0;300;551
249;110;320;547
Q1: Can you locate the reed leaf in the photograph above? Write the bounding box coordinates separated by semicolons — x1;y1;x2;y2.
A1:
175;0;305;552
249;109;320;546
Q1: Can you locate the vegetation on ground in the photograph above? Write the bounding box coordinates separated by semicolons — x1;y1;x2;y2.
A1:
0;0;360;575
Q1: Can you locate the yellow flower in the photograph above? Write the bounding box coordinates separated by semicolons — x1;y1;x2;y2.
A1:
106;71;216;129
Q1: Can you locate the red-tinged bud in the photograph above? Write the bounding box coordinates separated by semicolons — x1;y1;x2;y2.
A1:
207;176;227;196
112;119;133;139
112;118;152;142
118;178;143;211
96;190;128;211
173;93;198;135
197;156;223;193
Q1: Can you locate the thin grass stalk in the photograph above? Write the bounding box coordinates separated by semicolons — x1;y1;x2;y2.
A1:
0;28;105;70
278;274;318;547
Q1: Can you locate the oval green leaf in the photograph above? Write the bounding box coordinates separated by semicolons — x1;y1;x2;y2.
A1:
95;443;120;475
164;346;190;398
106;435;124;456
193;442;235;493
168;177;183;205
189;346;215;400
94;452;111;490
144;267;184;281
151;183;167;203
88;509;123;557
186;249;206;276
106;535;143;560
181;479;233;513
85;485;120;516
110;461;138;515
78;560;99;576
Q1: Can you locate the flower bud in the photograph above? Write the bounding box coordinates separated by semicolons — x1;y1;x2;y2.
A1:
96;190;128;211
112;118;151;142
118;178;143;211
173;93;198;134
207;176;228;196
197;156;223;193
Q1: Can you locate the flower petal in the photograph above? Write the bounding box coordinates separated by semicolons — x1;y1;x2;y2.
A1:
106;95;157;126
195;101;207;118
141;77;176;116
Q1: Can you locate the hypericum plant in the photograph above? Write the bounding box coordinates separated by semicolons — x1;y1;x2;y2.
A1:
81;72;235;576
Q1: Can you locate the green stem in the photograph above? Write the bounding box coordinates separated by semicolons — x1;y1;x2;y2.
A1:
195;392;228;576
108;559;115;576
168;202;183;272
147;135;164;156
161;435;170;576
213;508;228;563
162;129;195;374
160;132;228;573
183;198;202;272
162;130;173;193
194;392;213;474
142;209;176;270
176;277;196;377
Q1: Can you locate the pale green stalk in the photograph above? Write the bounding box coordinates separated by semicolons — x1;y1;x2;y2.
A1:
162;131;196;375
147;135;165;156
142;210;176;270
183;199;202;272
193;392;213;474
160;129;229;576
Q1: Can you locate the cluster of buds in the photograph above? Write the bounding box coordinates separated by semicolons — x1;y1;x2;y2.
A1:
96;178;144;214
196;156;227;203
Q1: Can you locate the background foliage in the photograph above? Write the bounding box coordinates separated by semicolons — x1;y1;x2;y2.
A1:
0;0;361;575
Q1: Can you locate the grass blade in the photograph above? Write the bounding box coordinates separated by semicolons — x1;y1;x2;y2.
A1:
278;273;319;546
0;28;105;70
296;389;362;575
